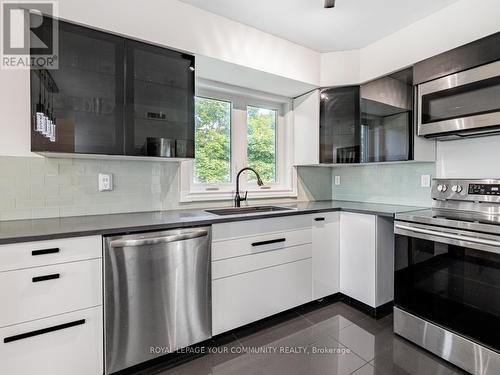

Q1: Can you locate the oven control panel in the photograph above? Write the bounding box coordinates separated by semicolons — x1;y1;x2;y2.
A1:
432;178;500;202
468;184;500;195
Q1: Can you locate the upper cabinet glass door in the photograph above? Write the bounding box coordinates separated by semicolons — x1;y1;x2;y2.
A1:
31;19;125;155
360;68;413;162
319;86;360;164
125;41;195;158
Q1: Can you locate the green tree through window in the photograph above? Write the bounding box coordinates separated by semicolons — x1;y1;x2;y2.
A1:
247;106;277;183
194;98;278;185
194;97;231;183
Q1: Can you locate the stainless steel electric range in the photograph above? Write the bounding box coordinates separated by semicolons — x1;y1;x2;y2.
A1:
394;178;500;375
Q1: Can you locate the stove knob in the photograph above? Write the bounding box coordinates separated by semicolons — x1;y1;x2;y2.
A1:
437;184;448;192
452;185;463;193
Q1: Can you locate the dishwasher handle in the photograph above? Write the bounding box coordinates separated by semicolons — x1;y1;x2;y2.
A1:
109;230;208;248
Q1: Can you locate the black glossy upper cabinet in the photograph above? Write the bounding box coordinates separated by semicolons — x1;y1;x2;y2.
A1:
31;20;125;155
414;31;500;85
31;18;195;159
319;68;413;164
125;41;195;158
319;86;360;163
360;68;413;162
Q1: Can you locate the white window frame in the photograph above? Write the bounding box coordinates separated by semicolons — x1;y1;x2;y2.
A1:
180;81;297;202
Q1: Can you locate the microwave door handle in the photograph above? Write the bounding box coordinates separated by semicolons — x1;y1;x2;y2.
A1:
109;230;208;248
395;224;500;248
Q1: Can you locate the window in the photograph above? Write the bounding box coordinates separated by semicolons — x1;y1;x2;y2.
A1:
247;106;276;183
180;85;296;202
194;97;231;183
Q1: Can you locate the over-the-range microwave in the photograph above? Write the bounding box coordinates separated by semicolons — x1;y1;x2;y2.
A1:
417;59;500;139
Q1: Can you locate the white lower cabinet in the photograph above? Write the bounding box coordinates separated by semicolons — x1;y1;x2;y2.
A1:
0;306;103;375
0;210;396;374
211;217;313;335
0;236;104;375
340;212;376;306
212;244;311;280
212;258;312;335
312;212;340;300
0;236;102;272
0;259;102;327
340;212;394;308
212;210;394;335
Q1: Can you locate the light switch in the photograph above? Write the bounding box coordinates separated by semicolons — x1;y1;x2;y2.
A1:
334;176;341;185
421;175;431;188
99;173;113;192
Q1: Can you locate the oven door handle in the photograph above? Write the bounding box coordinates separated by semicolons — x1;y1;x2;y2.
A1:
395;224;500;248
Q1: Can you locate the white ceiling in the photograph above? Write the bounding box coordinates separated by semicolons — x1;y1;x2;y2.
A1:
179;0;459;52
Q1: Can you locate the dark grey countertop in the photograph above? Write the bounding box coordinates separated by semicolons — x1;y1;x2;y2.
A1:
0;200;428;245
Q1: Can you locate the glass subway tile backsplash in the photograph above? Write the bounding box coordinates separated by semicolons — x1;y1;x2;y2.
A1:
0;155;434;221
0;156;180;220
331;162;435;207
0;156;330;221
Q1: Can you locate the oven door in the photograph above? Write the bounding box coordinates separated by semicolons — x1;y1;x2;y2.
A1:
394;221;500;352
417;60;500;138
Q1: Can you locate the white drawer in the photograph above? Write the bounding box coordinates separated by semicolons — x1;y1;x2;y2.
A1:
212;228;312;261
0;259;102;327
212;214;312;241
0;306;103;375
0;236;102;272
212;258;312;335
212;243;312;279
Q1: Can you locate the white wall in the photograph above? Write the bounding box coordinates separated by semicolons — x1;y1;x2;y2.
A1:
196;56;317;98
0;0;321;157
359;0;500;82
3;0;500;176
318;0;500;178
57;0;320;86
320;50;360;87
320;0;500;85
436;136;500;178
0;69;31;157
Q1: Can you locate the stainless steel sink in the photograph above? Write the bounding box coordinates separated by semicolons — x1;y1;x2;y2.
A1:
205;205;292;216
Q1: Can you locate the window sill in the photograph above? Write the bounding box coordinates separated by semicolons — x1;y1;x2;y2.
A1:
179;188;297;203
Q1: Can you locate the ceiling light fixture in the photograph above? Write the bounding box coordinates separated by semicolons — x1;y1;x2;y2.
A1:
324;0;335;8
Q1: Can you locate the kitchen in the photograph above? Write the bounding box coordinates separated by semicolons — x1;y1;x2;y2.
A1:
1;0;500;374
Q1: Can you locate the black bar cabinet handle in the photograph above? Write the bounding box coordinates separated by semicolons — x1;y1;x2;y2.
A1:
314;217;325;221
32;248;60;256
32;273;60;283
4;319;85;343
251;238;286;247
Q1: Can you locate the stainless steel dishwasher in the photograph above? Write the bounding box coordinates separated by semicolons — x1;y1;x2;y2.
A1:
103;227;211;374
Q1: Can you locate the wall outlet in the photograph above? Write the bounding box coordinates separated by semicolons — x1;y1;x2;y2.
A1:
98;173;113;192
421;174;431;188
334;175;341;185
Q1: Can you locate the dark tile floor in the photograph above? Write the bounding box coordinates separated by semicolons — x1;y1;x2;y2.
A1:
139;302;468;375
